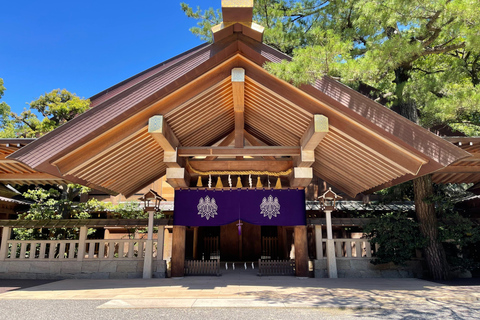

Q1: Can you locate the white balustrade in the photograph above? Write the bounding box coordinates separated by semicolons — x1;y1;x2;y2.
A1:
4;238;151;260
320;238;374;259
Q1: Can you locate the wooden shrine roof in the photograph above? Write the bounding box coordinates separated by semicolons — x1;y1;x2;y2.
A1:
3;3;468;197
433;137;480;184
0;139;68;186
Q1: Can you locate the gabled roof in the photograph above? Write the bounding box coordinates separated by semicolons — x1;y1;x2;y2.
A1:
8;32;468;197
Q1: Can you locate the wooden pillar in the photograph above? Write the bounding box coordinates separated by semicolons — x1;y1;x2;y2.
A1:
294;225;309;277
171;226;186;277
77;226;88;262
143;211;154;279
193;227;198;260
315;225;323;259
325;210;338;278
0;227;11;260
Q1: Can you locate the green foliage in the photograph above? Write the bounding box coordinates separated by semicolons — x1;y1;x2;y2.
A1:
183;0;480;134
364;211;427;265
12;89;90;137
0;78;15;138
180;3;222;43
111;202;164;238
14;184;104;240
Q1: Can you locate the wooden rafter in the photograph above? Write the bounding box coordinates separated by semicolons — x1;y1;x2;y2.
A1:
177;146;300;157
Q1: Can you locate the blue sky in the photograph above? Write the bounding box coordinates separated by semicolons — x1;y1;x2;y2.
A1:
0;1;220;114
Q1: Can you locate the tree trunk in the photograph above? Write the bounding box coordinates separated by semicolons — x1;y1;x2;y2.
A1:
393;67;450;280
413;174;450;280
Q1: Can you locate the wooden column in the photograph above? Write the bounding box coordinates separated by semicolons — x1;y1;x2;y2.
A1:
325;210;338;278
143;211;154;279
193;227;198;260
0;227;11;260
294;225;309;277
315;225;323;259
171;226;186;278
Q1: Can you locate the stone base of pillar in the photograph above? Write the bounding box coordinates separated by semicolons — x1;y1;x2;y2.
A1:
326;239;338;278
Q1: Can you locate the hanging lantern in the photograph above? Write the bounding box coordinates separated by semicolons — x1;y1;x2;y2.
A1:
318;187;342;211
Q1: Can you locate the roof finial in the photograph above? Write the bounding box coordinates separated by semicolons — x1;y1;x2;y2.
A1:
212;0;264;43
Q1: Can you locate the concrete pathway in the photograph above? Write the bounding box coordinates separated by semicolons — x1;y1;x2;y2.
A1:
0;272;479;310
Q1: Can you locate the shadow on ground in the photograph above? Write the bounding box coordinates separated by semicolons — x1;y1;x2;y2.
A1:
0;280;59;294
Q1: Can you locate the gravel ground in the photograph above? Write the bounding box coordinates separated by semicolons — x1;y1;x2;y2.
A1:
0;299;479;320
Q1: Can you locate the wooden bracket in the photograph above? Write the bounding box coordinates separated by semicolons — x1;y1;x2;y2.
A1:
149;115;183;167
166;168;190;188
289;167;313;188
296;115;328;167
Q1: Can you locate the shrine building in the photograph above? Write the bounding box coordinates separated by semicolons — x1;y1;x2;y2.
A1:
0;0;475;279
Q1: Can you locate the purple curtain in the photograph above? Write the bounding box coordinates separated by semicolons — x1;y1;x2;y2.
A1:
173;189;306;226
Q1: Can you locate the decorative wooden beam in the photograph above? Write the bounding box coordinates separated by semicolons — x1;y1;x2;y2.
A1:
148;115;183;168
295;115;328;167
211;1;264;43
166;168;190;188
232;68;245;160
244;130;275;160
232;68;245;113
289;167;313;188
148;115;179;152
188;159;292;173
206;131;236;161
222;0;253;23
178;146;301;157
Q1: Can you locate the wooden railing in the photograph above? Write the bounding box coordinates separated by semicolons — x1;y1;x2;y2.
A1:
261;237;278;260
4;239;149;260
258;259;295;276
319;238;376;258
184;259;221;276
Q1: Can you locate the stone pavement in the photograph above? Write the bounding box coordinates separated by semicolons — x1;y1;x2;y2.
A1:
0;269;479;310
